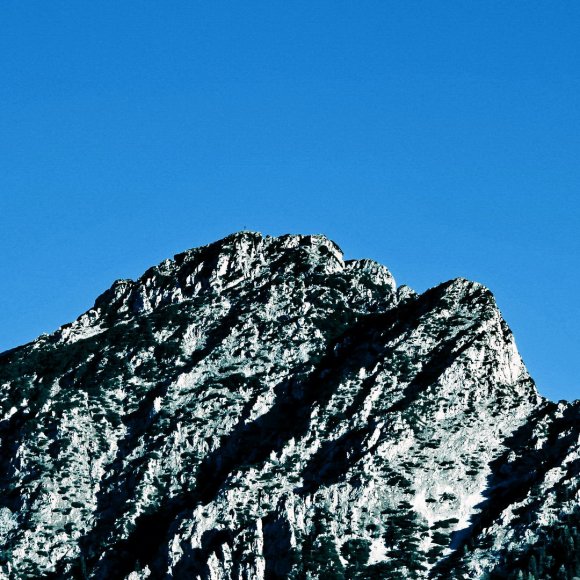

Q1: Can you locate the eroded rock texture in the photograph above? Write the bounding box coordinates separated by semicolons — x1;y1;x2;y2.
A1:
1;232;579;579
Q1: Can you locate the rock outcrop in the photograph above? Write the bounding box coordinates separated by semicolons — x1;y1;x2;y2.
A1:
1;232;578;579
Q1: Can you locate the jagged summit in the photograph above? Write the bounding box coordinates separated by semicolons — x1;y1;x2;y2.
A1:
91;230;379;309
1;233;579;579
50;231;395;346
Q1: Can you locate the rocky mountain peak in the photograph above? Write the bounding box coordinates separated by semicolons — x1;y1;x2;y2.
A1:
1;232;578;579
53;232;395;346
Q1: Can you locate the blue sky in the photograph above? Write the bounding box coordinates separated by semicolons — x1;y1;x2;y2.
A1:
1;2;578;401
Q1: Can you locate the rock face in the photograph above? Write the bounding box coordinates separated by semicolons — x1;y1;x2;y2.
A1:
0;231;579;579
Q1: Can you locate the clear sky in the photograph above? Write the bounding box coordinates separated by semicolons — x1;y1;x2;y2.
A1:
1;2;578;402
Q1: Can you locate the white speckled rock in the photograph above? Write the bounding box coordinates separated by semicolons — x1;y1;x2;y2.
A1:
0;232;578;579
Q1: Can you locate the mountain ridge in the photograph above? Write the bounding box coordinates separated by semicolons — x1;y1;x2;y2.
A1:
0;231;578;579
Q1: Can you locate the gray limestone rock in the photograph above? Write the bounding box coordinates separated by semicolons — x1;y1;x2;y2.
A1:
0;232;578;579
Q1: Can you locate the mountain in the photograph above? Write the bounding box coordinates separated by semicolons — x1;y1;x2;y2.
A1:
0;231;579;579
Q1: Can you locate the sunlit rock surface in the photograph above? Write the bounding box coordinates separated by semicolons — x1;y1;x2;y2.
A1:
1;232;578;579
